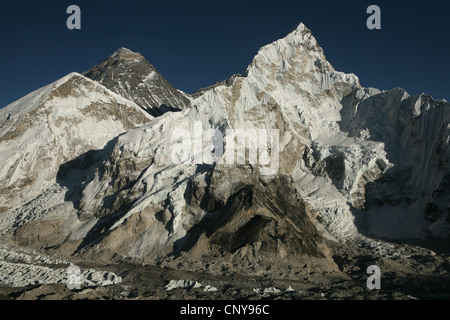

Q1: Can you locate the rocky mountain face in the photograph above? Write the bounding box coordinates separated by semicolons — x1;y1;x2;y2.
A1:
83;47;191;117
0;23;448;284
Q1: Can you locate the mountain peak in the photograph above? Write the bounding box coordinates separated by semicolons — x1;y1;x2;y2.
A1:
115;47;133;53
110;47;144;61
52;72;84;87
294;22;308;33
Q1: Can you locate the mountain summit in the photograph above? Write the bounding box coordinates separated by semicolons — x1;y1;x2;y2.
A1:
110;47;145;60
83;48;191;117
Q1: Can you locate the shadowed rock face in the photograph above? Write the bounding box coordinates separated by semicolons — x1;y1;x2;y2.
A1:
51;164;337;277
83;48;191;117
182;168;332;260
166;167;339;277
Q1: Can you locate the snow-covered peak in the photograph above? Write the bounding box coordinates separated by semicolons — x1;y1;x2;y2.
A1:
0;72;149;121
246;21;359;98
0;70;152;213
249;21;322;63
293;22;308;33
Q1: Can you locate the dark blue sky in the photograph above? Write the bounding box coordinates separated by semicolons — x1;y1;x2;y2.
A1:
0;0;449;108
